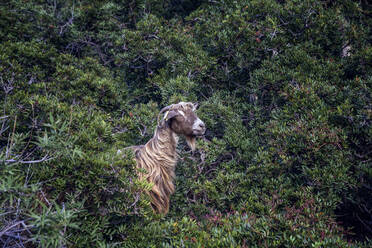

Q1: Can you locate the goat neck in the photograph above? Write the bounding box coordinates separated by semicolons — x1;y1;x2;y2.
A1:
135;121;179;214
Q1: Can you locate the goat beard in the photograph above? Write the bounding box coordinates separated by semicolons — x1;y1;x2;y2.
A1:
185;135;196;151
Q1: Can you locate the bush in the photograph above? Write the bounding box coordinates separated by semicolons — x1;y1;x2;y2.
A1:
1;0;371;247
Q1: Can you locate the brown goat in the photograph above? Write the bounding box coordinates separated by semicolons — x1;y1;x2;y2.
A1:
120;102;206;214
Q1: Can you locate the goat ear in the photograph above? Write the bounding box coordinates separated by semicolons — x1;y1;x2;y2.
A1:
164;110;179;121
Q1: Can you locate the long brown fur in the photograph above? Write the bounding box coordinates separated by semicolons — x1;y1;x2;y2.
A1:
133;124;178;214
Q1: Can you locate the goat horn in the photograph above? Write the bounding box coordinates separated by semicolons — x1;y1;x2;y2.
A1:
157;105;173;124
193;102;198;111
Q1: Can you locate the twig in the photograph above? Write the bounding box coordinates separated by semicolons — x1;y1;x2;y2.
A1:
0;221;24;238
20;103;36;158
40;190;51;207
6;116;17;159
356;214;372;234
1;233;28;241
68;105;73;134
5;154;54;164
59;2;74;35
24;163;32;187
138;124;147;137
0;212;12;217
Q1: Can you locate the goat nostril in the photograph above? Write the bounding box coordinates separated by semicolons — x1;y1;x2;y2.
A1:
199;123;205;128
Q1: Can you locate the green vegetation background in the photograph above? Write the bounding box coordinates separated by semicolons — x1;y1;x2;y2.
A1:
0;0;371;247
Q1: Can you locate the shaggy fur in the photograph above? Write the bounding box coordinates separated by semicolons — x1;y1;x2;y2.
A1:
122;102;205;214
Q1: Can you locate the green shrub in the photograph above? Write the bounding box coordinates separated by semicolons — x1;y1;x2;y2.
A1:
1;0;371;247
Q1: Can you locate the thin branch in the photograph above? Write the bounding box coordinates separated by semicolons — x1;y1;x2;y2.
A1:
356;214;372;234
4;154;54;164
59;2;74;35
0;212;12;217
0;221;25;238
1;233;29;241
6;116;17;159
40;190;51;207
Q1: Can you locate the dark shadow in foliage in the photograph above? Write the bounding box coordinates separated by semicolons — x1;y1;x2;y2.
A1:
162;0;207;20
336;184;372;242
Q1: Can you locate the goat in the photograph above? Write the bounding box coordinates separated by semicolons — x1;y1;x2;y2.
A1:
120;102;206;214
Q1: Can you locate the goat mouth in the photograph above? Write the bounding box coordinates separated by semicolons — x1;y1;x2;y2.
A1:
192;129;206;136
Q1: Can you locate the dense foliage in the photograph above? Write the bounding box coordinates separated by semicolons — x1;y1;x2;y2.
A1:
0;0;371;247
